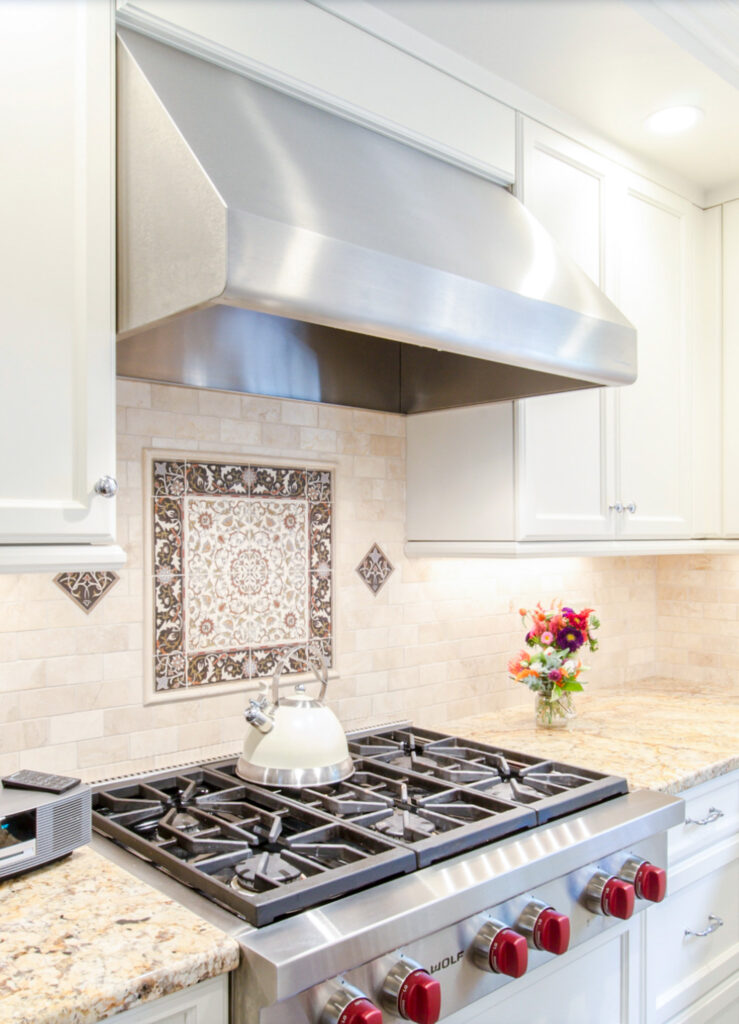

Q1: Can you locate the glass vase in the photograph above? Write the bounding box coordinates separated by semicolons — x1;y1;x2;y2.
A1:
535;689;576;729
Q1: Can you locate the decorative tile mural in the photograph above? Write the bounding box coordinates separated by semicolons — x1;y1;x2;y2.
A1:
54;571;120;613
356;543;394;595
151;458;332;691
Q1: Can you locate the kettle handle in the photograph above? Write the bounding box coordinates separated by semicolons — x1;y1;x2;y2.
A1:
271;644;328;705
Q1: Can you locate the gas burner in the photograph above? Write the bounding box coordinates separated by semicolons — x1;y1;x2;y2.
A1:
374;809;437;841
166;810;201;833
231;852;304;891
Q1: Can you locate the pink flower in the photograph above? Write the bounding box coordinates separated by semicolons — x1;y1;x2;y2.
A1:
548;668;563;683
541;630;554;645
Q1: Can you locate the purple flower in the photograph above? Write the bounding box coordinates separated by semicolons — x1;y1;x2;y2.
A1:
548;668;563;683
562;607;575;617
556;626;585;651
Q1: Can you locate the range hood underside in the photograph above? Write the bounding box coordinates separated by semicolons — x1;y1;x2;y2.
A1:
116;306;594;414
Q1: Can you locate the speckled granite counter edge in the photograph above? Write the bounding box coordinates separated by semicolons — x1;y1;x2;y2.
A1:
0;846;240;1024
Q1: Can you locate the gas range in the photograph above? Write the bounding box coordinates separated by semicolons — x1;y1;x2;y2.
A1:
91;724;684;1023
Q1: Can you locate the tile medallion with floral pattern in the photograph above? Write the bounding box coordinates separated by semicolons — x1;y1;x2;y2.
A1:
151;459;332;691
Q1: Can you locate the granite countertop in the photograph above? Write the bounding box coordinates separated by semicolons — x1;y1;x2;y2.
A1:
0;846;239;1024
446;678;739;794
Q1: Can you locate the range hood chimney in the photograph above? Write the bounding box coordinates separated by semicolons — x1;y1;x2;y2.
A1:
116;29;636;414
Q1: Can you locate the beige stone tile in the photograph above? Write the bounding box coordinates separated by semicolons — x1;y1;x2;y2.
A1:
48;710;104;744
282;400;318;426
19;742;79;773
78;734;130;769
240;395;282;422
45;654;103;688
198;388;242;418
220;418;261;445
117;379;151;407
261;423;301;449
150;384;200;413
301;427;337;452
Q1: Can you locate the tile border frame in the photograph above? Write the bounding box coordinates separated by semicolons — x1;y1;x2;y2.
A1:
142;448;338;705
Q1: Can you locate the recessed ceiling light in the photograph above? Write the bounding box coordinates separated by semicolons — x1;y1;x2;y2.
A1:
645;106;704;134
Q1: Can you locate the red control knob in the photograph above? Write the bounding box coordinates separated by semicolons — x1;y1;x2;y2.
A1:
338;999;383;1024
398;970;441;1024
490;928;528;978
634;862;667;903
602;877;635;919
534;908;571;955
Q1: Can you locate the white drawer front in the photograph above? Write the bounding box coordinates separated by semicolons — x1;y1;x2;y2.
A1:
646;855;739;1023
669;772;739;865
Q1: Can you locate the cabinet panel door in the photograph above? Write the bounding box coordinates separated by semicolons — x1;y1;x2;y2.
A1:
614;175;695;538
516;120;615;540
0;0;116;545
645;854;739;1023
109;976;228;1023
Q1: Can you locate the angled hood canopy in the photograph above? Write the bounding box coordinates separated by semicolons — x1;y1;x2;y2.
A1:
116;29;636;414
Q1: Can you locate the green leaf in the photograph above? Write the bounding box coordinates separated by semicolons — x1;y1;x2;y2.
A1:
561;681;584;692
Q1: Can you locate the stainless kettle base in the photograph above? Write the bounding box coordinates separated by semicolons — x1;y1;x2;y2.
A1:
235;756;355;788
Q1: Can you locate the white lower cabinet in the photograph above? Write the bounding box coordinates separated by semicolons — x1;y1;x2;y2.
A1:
647;770;739;1024
102;976;228;1024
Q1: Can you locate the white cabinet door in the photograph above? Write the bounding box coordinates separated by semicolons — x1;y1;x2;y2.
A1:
516;120;616;540
723;200;739;535
105;976;229;1023
613;173;697;539
0;0;120;560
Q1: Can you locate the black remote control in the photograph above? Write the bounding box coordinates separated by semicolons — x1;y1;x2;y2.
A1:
2;769;81;794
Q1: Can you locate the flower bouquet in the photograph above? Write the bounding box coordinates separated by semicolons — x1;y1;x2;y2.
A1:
508;602;600;727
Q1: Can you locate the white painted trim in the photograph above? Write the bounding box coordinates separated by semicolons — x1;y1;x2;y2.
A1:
0;544;127;573
309;0;707;207
115;3;513;185
705;180;739;207
405;539;739;559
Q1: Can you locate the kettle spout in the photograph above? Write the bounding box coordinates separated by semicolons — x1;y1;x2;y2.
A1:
244;699;274;734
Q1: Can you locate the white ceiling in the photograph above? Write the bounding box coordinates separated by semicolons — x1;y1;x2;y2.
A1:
366;0;739;199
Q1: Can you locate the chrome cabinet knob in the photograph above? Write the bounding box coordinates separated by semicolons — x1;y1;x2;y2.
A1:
624;502;637;514
94;475;118;498
608;502;624;513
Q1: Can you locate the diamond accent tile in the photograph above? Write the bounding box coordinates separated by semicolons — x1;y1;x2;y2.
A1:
54;571;120;613
356;544;394;596
150;458;332;691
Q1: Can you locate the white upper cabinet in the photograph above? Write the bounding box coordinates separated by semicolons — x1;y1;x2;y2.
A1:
0;0;123;569
518;121;703;542
115;0;515;183
516;121;617;541
612;174;698;539
407;118;712;552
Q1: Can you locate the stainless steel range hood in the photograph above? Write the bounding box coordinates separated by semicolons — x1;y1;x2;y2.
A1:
116;29;636;414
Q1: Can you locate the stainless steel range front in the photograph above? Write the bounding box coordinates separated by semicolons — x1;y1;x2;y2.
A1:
91;724;684;1024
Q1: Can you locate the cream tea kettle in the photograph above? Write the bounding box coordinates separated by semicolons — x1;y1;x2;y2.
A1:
236;645;354;788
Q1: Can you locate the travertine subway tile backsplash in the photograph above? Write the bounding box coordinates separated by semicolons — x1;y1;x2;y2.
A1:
1;380;663;780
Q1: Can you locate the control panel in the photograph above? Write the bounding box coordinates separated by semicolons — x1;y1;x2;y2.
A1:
261;835;668;1023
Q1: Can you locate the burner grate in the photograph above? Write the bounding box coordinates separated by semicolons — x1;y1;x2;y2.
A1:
92;727;627;926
